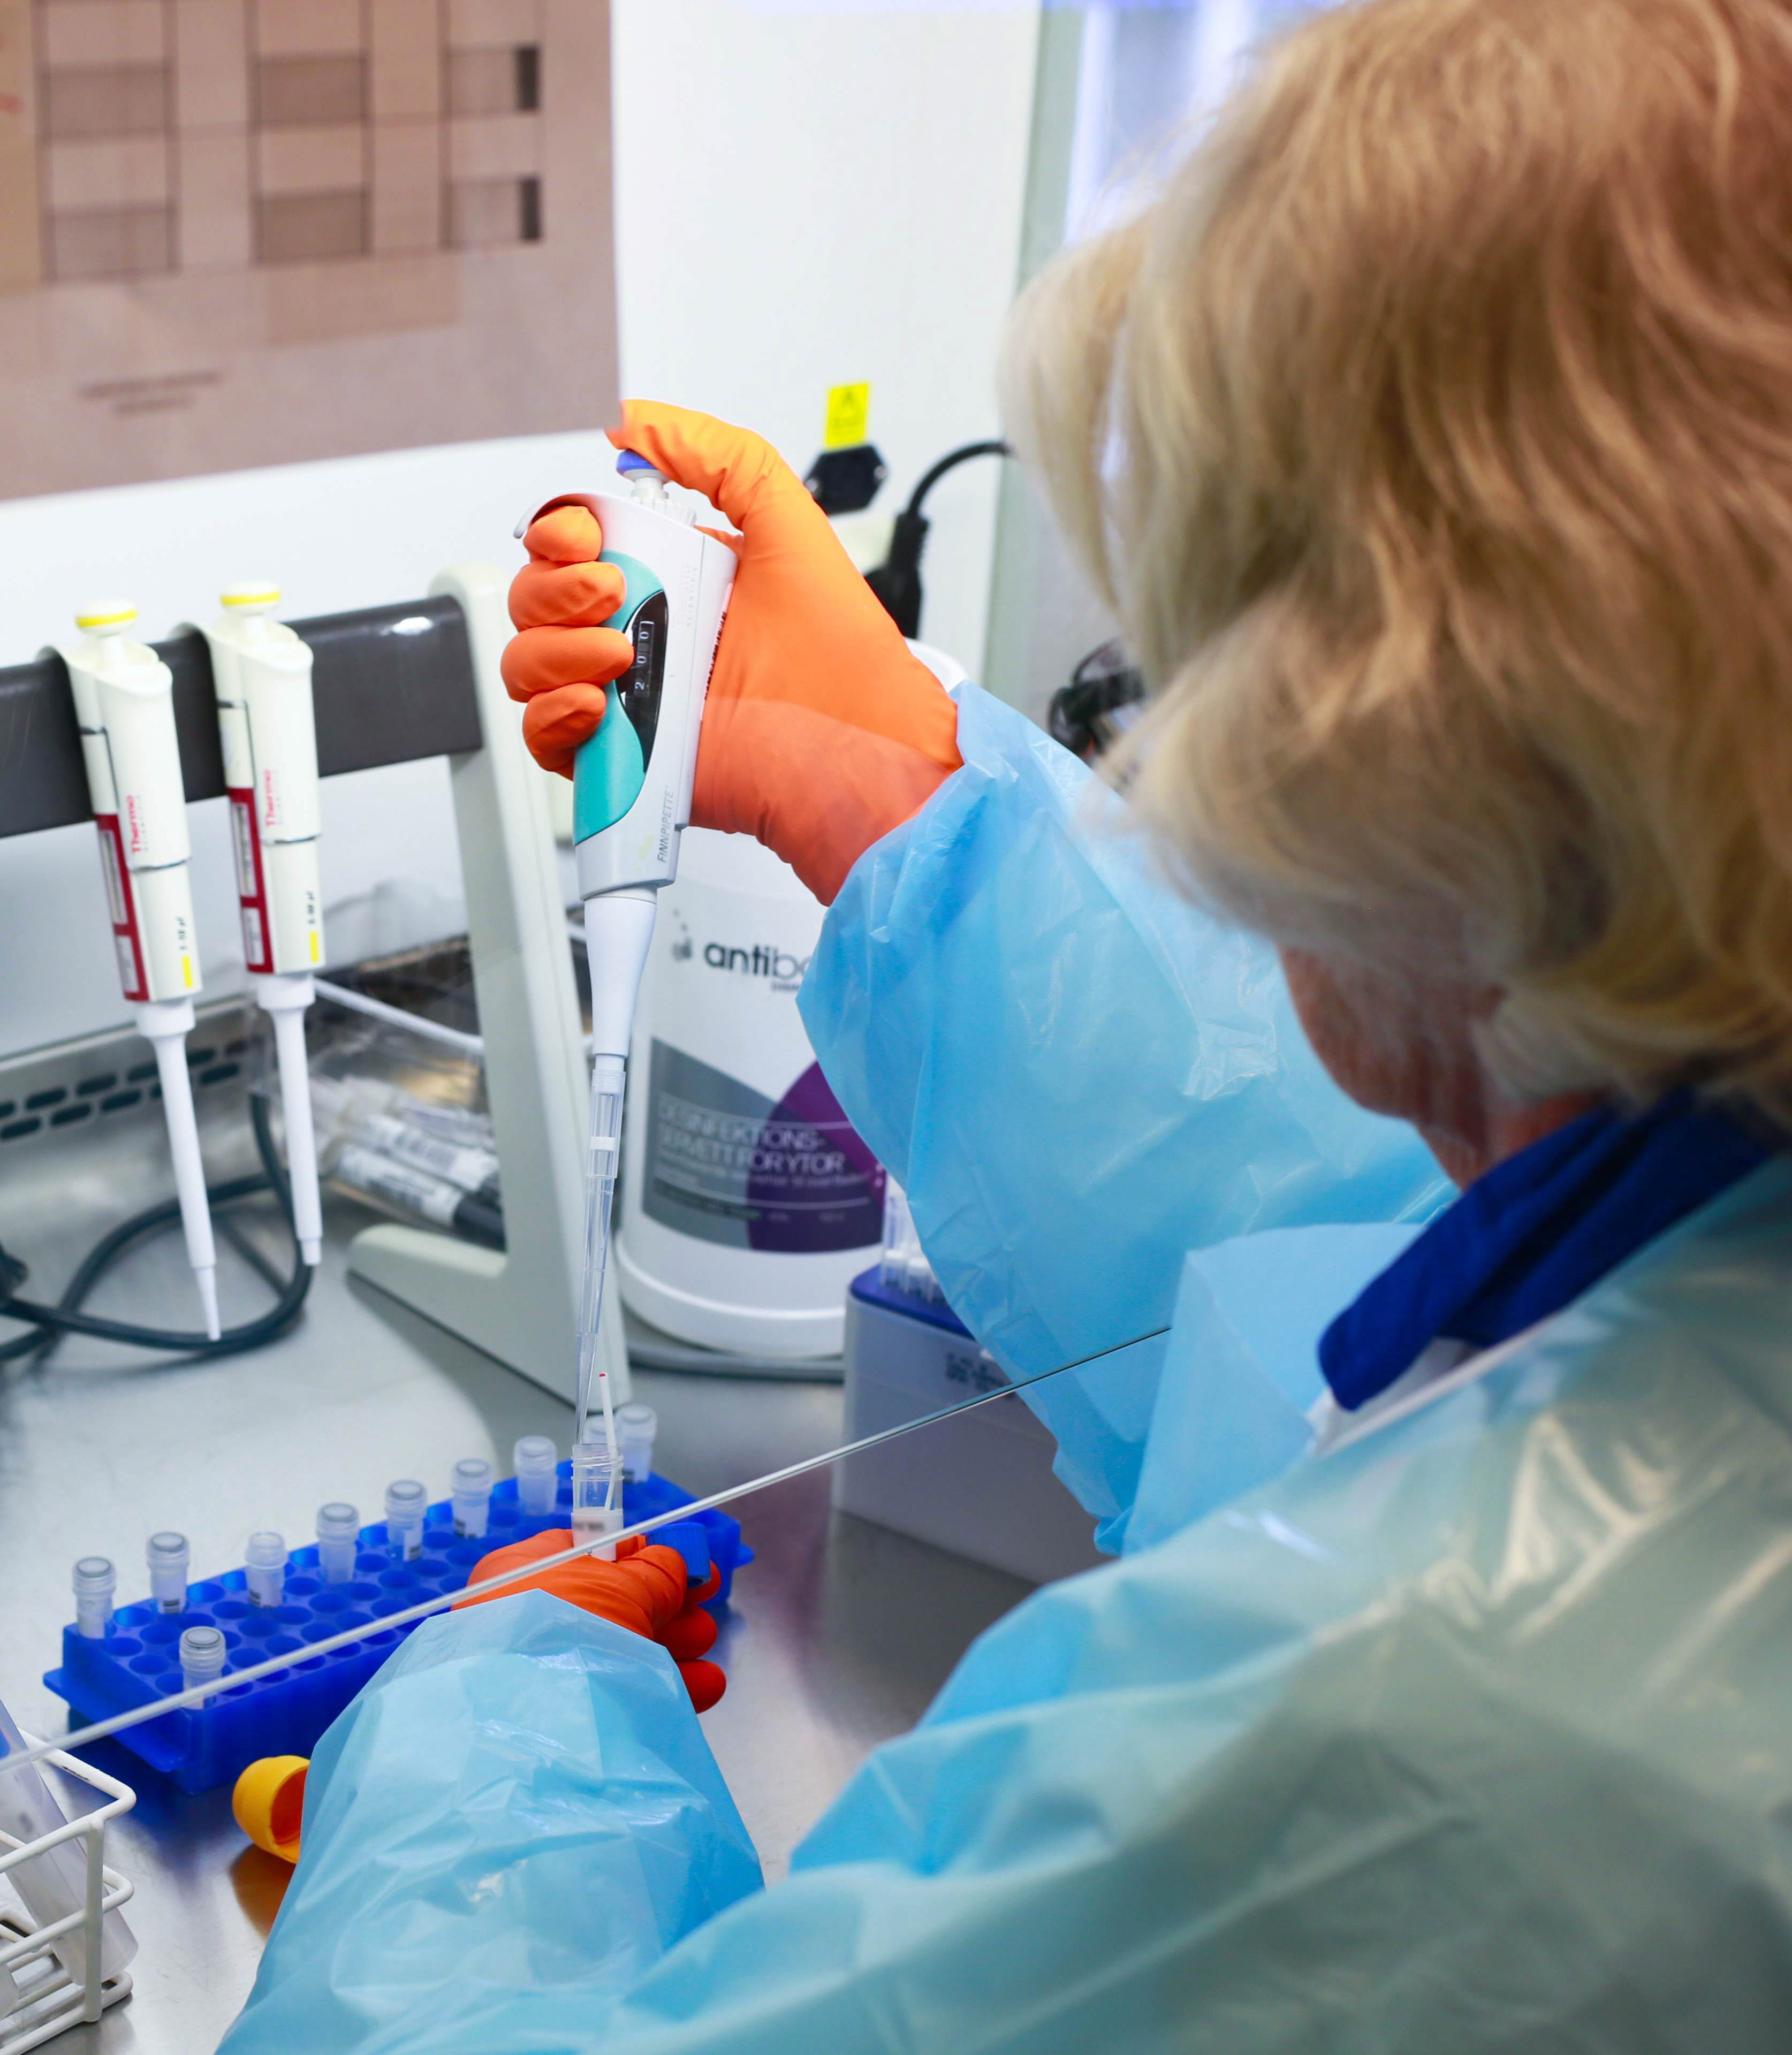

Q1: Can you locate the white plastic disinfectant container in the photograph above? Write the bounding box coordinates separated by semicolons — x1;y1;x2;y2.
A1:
616;825;884;1359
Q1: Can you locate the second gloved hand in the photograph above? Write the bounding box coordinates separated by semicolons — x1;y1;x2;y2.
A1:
459;1531;727;1712
502;400;963;904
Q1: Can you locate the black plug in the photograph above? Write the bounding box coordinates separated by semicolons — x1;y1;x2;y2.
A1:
863;440;1008;640
864;509;930;638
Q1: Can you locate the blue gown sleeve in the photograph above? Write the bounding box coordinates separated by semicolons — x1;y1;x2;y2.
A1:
221;1205;1792;2055
215;1594;762;2054
801;683;1449;1546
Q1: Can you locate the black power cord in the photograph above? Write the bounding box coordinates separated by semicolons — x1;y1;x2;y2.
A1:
0;1091;313;1365
865;440;1009;639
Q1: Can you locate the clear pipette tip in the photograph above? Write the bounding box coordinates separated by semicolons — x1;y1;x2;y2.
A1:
575;1053;626;1503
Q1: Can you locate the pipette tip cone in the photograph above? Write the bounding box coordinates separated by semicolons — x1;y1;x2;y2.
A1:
300;1237;322;1267
195;1266;222;1342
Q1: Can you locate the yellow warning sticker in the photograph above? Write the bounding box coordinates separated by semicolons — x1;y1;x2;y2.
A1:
823;383;871;450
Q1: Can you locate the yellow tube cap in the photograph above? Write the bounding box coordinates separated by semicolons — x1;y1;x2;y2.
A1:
231;1754;309;1863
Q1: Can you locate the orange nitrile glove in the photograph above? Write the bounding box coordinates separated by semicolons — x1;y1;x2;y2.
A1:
502;399;963;904
459;1530;727;1712
500;506;638;773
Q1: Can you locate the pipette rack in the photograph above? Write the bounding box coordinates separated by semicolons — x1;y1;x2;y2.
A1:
45;1465;751;1796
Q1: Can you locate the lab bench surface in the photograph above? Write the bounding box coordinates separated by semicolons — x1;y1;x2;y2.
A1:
0;1110;1033;2053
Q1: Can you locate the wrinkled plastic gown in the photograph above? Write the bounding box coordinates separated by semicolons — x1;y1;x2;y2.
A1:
806;683;1449;1551
223;1166;1792;2052
220;690;1792;2048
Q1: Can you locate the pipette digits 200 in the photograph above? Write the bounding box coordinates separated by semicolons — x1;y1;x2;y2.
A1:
64;601;221;1339
201;584;324;1265
518;455;736;1540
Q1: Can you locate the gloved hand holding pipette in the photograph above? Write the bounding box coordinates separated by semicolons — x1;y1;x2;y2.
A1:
502;399;963;905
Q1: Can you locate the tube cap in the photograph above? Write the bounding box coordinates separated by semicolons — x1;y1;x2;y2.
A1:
232;1754;309;1863
615;450;662;478
73;598;135;633
219;581;280;612
657;1521;711;1582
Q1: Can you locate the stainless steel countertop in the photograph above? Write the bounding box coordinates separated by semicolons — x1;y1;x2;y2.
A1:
0;1094;1032;2052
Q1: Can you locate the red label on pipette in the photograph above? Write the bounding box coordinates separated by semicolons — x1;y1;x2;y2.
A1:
94;815;148;1002
229;789;274;974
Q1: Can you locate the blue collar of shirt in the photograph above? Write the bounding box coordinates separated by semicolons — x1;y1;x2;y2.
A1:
1319;1093;1775;1411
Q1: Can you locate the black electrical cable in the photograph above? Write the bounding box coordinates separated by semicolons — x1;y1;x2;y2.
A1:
900;439;1011;521
0;1092;312;1365
864;439;1011;640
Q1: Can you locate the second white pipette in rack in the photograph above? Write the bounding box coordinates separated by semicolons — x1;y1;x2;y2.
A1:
200;583;325;1266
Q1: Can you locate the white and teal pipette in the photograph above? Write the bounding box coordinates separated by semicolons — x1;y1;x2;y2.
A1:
518;454;736;1548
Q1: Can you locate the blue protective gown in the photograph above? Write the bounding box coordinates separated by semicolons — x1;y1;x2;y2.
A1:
219;688;1792;2053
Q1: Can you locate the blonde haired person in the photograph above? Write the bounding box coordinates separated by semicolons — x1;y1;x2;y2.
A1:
223;3;1792;2050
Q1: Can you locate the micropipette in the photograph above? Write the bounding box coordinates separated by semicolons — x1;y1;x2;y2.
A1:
63;601;222;1338
517;455;736;1493
200;583;325;1266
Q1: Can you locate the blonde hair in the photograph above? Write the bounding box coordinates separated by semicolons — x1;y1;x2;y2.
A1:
1003;0;1792;1116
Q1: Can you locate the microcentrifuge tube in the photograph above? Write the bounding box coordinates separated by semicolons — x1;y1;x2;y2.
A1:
451;1458;493;1539
146;1531;189;1613
384;1479;427;1560
316;1502;359;1583
570;1442;622;1559
245;1531;287;1607
72;1557;115;1639
180;1625;227;1704
616;1401;658;1482
513;1435;558;1518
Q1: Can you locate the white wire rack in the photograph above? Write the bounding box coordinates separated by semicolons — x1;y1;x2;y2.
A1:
0;1751;135;2053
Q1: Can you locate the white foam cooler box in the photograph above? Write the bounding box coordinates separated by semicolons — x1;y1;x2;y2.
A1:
834;1268;1105;1586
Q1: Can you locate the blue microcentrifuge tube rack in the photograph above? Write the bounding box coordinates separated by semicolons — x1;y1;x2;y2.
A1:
46;1464;750;1794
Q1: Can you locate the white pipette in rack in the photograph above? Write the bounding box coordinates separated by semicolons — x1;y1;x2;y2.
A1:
64;600;221;1339
200;582;325;1265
